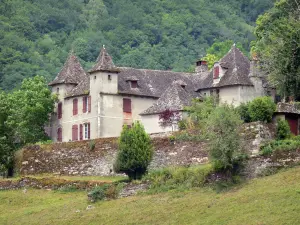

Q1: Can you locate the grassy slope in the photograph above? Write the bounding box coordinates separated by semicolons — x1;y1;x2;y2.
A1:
1;167;300;225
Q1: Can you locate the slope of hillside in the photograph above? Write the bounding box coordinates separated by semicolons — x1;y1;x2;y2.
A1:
0;0;274;90
1;166;300;224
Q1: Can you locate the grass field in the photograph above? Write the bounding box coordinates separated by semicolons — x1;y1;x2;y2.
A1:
1;167;300;225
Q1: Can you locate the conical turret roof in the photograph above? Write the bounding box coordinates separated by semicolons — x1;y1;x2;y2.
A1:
89;46;120;73
49;51;87;86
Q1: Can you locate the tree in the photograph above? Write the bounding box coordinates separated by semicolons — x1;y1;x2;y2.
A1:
276;118;291;140
248;97;276;123
114;122;153;180
205;104;243;171
159;109;181;131
253;0;300;99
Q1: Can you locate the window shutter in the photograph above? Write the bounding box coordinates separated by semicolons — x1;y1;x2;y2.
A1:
57;128;62;142
88;123;91;140
80;124;83;141
72;125;78;141
214;66;219;79
58;102;62;119
73;99;78;115
131;81;137;88
88;96;91;113
83;97;87;113
123;98;132;113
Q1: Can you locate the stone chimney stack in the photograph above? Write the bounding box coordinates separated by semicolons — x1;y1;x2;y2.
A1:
195;60;208;73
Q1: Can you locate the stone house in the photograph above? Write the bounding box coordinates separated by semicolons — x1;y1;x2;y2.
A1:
48;45;270;142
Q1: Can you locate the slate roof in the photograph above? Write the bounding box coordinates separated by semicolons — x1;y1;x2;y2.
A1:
65;75;90;98
140;82;194;115
276;102;300;115
196;45;253;91
117;67;201;98
89;47;120;73
49;51;88;86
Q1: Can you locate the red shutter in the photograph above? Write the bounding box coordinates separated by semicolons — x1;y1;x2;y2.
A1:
88;123;91;140
80;124;83;140
88;96;91;113
83;97;87;113
131;81;137;88
73;99;78;115
57;128;62;142
123;98;132;113
72;125;78;141
214;66;219;79
58;102;62;119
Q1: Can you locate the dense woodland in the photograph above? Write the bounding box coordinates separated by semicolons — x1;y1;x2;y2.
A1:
0;0;274;90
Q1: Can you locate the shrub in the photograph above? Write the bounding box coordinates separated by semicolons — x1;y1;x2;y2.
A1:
248;97;276;123
88;183;123;202
205;104;244;171
89;140;96;151
260;139;300;156
236;102;251;123
276;119;291;140
159;109;181;131
144;165;213;193
114;121;153;180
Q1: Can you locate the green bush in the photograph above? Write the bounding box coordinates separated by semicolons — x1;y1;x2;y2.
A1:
276;119;291;140
205;104;244;171
248;97;276;123
89;140;96;151
260;139;300;156
114;121;153;180
144;165;213;193
88;183;123;202
236;102;251;123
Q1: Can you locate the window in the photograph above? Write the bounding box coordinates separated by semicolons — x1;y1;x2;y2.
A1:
94;76;96;80
57;87;59;93
73;98;78;116
83;96;91;113
131;81;138;88
204;93;207;96
57;102;62;119
84;123;90;140
214;66;220;79
72;125;78;141
108;75;111;80
123;98;132;113
57;128;62;142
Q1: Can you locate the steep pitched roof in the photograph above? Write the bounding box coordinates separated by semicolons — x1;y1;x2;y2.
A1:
196;45;253;91
140;82;193;115
65;75;90;98
89;47;120;73
117;67;201;98
49;51;87;86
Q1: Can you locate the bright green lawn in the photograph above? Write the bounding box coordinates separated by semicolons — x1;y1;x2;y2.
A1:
1;167;300;225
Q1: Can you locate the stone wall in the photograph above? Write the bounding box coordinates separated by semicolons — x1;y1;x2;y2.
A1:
19;137;208;176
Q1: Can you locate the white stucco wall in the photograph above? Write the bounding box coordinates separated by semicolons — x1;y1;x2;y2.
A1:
141;114;178;134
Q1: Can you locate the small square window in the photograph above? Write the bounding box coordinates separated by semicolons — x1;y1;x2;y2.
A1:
108;75;111;80
131;81;137;88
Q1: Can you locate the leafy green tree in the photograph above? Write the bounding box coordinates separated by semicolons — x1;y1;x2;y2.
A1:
253;0;300;99
205;104;243;171
114;122;153;180
237;102;252;123
248;97;276;123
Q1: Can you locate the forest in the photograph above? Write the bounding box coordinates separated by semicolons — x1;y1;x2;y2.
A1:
0;0;274;90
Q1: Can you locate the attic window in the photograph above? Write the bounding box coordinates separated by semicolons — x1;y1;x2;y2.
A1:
214;66;220;79
131;81;138;88
108;75;111;80
181;85;186;89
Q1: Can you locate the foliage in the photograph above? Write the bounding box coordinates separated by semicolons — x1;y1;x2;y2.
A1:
248;97;276;123
0;0;273;90
260;139;300;156
185;96;217;129
89;140;96;151
88;183;123;202
253;0;300;99
159;109;181;131
205;104;244;171
276;118;291;140
144;165;213;193
114;122;153;180
236;102;252;123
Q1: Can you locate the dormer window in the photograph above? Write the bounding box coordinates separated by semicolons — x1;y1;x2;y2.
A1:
214;65;220;79
131;81;138;88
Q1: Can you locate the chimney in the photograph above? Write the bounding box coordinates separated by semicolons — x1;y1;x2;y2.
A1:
195;60;208;73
